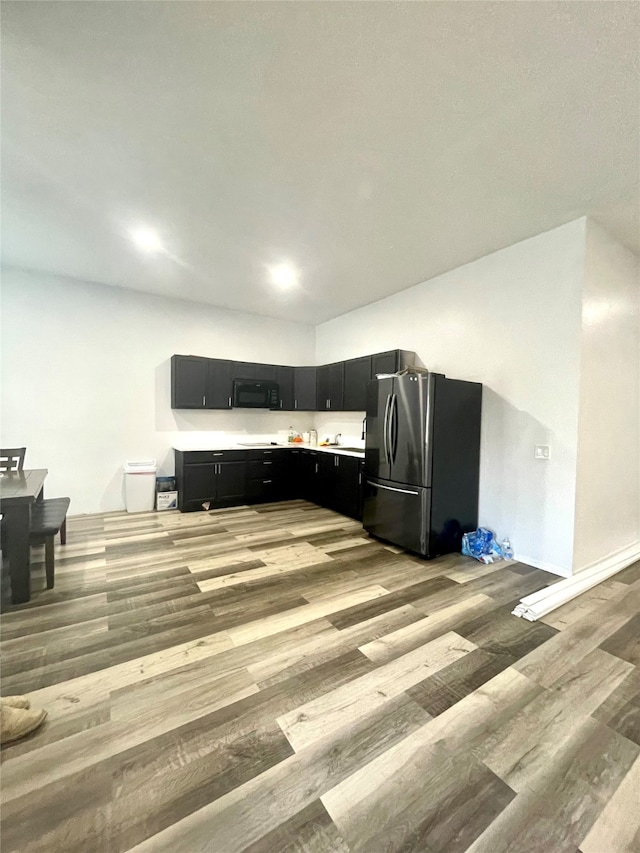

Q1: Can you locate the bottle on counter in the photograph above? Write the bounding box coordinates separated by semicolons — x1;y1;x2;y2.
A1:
309;429;318;447
288;426;295;443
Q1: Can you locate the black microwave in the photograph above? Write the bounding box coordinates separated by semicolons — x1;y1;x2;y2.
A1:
232;379;280;409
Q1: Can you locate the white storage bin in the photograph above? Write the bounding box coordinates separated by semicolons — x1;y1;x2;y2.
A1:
123;459;157;512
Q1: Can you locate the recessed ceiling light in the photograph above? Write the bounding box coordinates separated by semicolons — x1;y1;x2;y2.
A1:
268;263;299;290
129;225;164;254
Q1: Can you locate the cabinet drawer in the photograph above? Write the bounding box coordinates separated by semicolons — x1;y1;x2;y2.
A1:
247;458;286;479
246;448;289;459
183;450;247;464
246;477;285;501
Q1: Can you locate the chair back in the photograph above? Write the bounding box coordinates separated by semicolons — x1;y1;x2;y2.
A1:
0;448;26;472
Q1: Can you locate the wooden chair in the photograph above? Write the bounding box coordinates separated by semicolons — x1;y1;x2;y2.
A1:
0;447;70;590
0;448;26;472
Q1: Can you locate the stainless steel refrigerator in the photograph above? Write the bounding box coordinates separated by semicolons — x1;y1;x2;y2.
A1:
363;372;482;557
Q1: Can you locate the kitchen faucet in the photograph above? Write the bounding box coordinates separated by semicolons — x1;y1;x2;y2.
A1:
335;433;341;446
361;417;367;441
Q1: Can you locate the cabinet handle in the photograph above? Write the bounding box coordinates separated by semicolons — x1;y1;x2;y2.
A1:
327;399;331;409
294;400;298;409
280;401;283;409
202;395;206;406
263;451;272;455
359;473;362;484
228;396;232;407
263;479;272;484
315;463;318;473
213;452;223;456
263;461;272;466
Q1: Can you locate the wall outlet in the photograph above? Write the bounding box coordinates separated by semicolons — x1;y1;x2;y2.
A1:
534;445;551;460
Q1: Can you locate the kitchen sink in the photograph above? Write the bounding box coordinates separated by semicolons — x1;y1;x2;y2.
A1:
333;446;365;453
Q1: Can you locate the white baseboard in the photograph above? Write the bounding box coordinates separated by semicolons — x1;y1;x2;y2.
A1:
513;554;571;578
513;541;640;621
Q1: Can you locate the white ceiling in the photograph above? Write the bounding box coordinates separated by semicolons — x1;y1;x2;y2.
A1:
1;1;638;324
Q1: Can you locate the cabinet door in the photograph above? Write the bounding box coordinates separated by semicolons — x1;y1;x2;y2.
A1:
316;363;343;410
254;363;277;381
343;356;371;411
284;449;301;498
299;451;319;502
334;455;361;519
182;463;217;503
370;350;416;379
216;462;246;502
171;356;208;409
207;360;233;409
274;366;294;411
294;367;317;411
317;453;338;508
371;351;399;378
232;361;255;380
327;362;344;410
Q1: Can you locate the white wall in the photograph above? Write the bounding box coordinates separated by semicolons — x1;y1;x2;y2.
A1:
572;222;640;571
0;270;315;513
316;220;587;575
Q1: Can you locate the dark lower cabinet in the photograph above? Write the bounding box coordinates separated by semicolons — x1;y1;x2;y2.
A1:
175;450;247;511
216;462;247;502
316;453;338;507
299;450;319;502
334;455;363;519
175;448;363;519
315;454;363;520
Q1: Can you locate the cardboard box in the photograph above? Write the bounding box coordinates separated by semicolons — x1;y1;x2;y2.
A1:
157;491;178;511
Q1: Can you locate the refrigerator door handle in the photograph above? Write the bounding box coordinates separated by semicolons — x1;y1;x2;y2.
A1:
366;480;419;496
390;393;398;465
383;393;392;462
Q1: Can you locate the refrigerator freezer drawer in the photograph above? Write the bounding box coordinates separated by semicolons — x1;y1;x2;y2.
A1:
363;480;431;556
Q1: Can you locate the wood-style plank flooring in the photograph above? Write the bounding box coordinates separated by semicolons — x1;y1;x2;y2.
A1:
1;500;639;853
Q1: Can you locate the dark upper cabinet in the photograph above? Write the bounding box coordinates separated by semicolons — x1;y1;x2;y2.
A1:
232;362;276;381
371;350;415;379
232;361;255;380
207;359;233;409
172;351;416;411
254;364;277;381
293;367;317;411
343;356;372;411
317;363;344;411
171;356;209;409
274;366;294;411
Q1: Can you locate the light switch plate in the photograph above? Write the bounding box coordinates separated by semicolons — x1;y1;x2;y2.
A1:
534;445;551;460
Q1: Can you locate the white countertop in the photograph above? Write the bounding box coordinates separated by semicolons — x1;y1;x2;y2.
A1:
172;442;365;458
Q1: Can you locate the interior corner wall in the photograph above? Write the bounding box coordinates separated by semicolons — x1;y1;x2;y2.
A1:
315;219;587;576
0;269;316;514
572;221;640;572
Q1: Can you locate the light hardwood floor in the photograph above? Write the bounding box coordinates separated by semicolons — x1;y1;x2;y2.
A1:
1;500;639;853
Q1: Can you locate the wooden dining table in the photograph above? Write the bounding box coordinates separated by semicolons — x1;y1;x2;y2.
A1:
0;468;47;604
